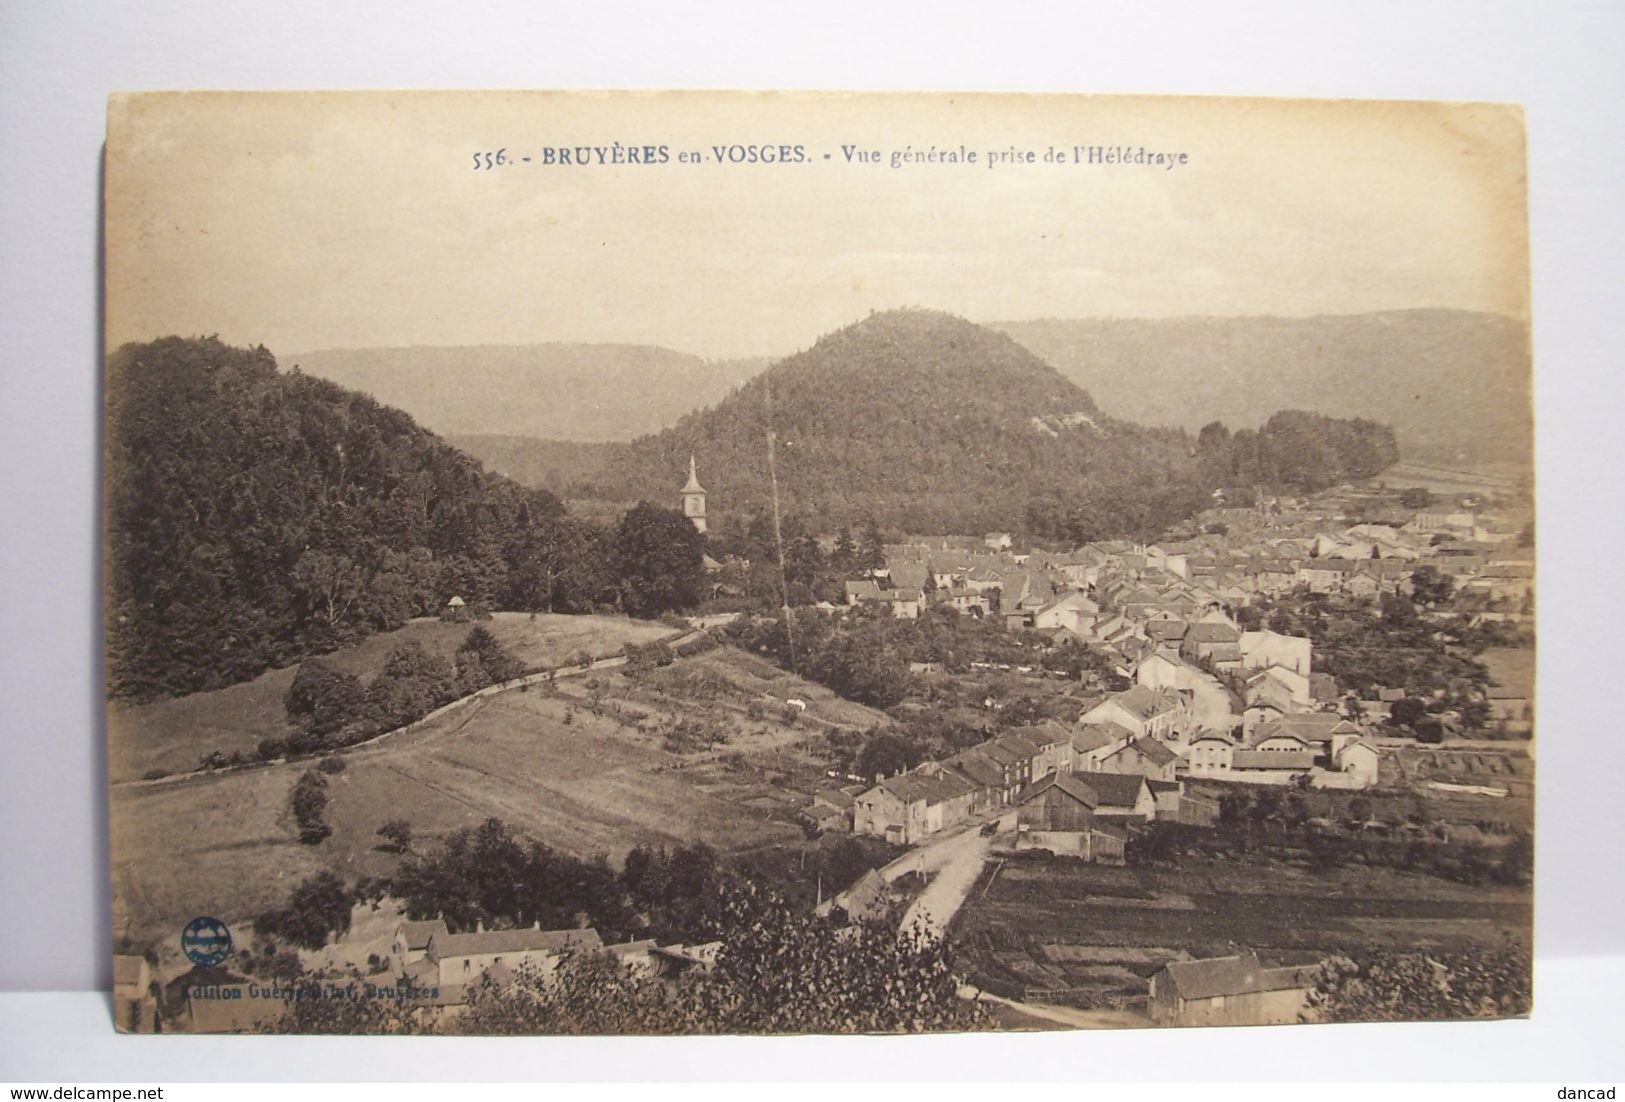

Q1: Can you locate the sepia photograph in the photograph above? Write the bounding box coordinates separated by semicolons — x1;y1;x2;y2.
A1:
101;90;1534;1037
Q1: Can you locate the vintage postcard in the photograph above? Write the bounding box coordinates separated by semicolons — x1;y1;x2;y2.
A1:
104;91;1533;1035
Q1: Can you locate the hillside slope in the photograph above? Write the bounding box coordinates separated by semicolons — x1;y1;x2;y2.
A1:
104;337;573;700
611;309;1205;534
994;310;1531;467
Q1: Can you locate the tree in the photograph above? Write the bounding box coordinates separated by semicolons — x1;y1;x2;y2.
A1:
454;883;985;1035
1409;565;1454;607
1305;943;1531;1023
290;769;331;844
366;640;455;730
613;502;704;618
376;819;413;854
256;870;353;950
283;660;369;740
857;516;885;574
832;527;857;574
292;549;366;632
1380;592;1419;629
1388;697;1427;729
455;625;525;692
856;731;924;780
1399;487;1434;509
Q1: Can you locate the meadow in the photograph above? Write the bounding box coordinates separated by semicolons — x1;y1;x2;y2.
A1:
107;612;676;782
109;639;888;948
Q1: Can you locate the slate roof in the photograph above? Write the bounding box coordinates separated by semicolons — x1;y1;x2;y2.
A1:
943;752;1005;791
1106;736;1179;767
398;919;447;952
1073;722;1133;754
1183;622;1241;644
435;926;603;959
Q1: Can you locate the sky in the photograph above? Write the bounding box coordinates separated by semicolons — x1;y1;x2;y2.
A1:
105;92;1529;360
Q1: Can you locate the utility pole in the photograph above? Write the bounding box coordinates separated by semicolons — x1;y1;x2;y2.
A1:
764;377;796;672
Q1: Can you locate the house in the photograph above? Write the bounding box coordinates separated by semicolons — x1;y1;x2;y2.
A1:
852;770;976;845
1014;772;1099;832
940;749;1009;812
1006;722;1076;779
1180;622;1241;665
1256;713;1365;757
1135;652;1185;691
1074;771;1156;821
1183;732;1236;777
1238;629;1313;676
1232;747;1316;773
1092;736;1179;783
1147;952;1318;1027
1012;773;1127;861
1080;685;1189;741
803;802;848;833
1147;778;1183;820
396;918;605;994
1332;738;1382;786
979;733;1044;792
1071;722;1135;772
1032;590;1100;634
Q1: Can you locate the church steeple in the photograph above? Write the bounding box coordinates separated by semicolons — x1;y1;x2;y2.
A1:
680;454;707;533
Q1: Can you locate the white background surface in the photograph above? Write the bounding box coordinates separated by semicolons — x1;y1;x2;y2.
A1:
2;0;1622;1081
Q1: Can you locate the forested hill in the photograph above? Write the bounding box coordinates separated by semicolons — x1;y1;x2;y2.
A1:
104;337;593;701
994;310;1530;468
607;310;1207;535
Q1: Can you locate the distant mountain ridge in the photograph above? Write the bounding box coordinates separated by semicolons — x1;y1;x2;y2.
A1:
993;309;1531;467
300;311;1528;471
291;343;769;442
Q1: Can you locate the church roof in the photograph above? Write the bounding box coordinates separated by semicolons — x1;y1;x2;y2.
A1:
682;455;706;494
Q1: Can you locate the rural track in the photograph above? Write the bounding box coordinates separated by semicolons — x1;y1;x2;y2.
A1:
111;627;707;792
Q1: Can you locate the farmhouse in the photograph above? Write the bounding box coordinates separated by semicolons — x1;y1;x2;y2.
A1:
853;770;975;845
394;918;604;996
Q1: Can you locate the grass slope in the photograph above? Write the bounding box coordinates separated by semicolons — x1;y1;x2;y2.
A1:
110;644;888;946
107;613;675;783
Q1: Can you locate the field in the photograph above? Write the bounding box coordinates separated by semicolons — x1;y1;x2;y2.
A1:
956;851;1530;1011
1480;647;1536;698
1380;460;1530;498
110;641;888;947
107;612;676;782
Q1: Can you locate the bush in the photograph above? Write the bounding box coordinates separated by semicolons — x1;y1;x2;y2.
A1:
291;769;331;844
256;737;287;762
317;755;347;774
376;818;413;854
284;660;369;739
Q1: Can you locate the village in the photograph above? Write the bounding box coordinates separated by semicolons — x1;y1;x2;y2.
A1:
115;466;1533;1034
